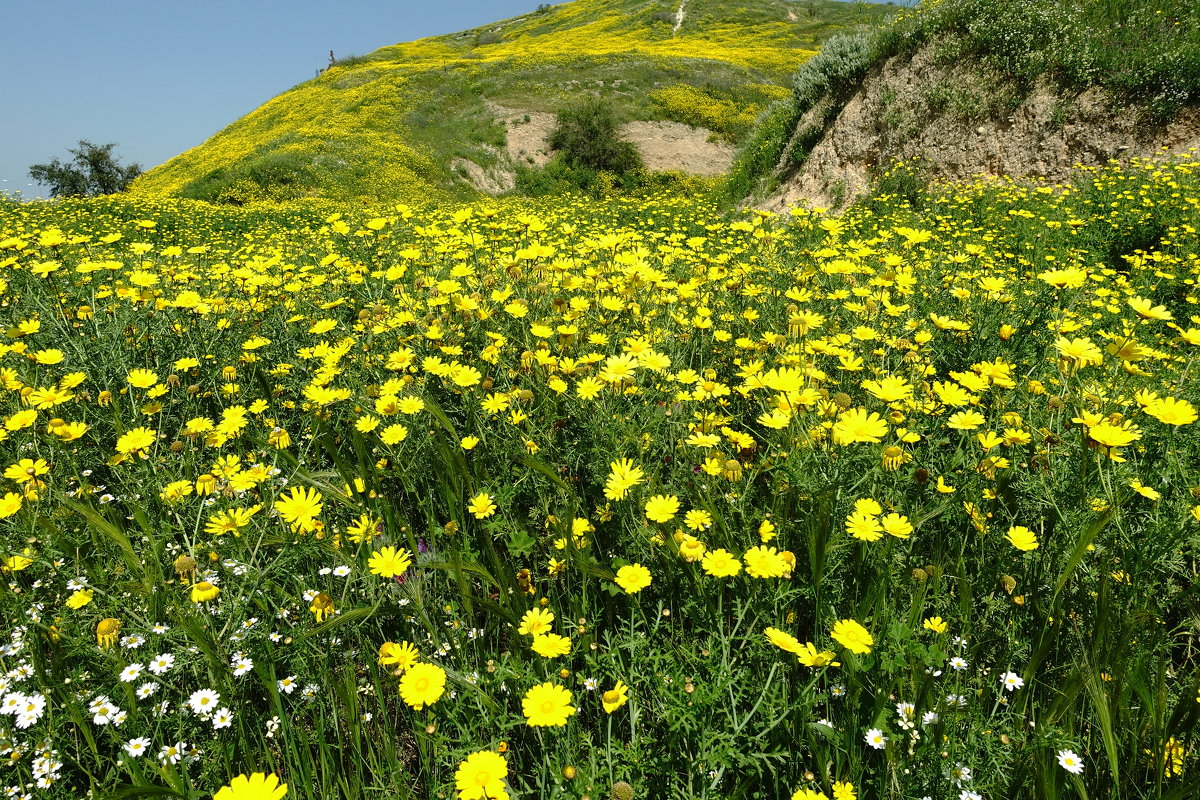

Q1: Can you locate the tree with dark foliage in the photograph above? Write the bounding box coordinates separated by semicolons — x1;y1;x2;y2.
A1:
29;140;142;197
548;99;642;175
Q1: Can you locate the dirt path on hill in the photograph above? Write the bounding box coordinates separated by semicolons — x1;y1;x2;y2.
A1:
489;102;733;180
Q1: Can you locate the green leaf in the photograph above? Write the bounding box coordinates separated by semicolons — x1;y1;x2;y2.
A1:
100;786;189;800
63;498;141;576
1052;500;1119;604
294;604;379;644
514;451;569;492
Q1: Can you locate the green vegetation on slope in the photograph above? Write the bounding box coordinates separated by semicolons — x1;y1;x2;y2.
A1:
729;0;1200;201
5;152;1200;800
131;0;891;205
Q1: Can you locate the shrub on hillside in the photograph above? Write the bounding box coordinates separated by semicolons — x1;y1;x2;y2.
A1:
792;31;875;110
548;98;643;176
722;98;801;203
722;31;877;203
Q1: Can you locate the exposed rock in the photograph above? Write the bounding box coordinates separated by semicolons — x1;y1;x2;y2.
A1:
450;155;515;195
491;103;557;168
621;120;733;176
487;102;733;190
763;45;1200;212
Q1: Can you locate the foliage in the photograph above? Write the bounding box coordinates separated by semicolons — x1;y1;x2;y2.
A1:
2;154;1200;799
875;0;1200;121
28;140;142;198
132;0;890;204
548;98;643;176
649;84;765;141
791;30;875;110
721;97;801;203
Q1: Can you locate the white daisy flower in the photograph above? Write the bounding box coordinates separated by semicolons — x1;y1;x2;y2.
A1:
1057;749;1084;775
148;653;175;675
124;737;151;757
187;688;220;716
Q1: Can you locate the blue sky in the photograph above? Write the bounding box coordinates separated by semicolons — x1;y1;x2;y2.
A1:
3;0;900;198
3;1;539;196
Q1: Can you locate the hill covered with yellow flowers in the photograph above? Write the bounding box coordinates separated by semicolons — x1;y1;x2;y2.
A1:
130;0;893;204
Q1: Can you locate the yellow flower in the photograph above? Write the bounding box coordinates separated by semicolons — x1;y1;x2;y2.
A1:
274;486;324;530
191;581;220;603
368;546;413;578
1128;297;1173;321
522;682;575;727
4;459;49;483
831;408;888;445
461;435;481;449
923;616;948;634
614;563;652;593
830;619;873;655
2;552;32;571
764;627;804;654
792;789;829;800
643;494;679;523
796;643;840;668
1145;397;1197;426
1032;262;1085;289
601;680;629;713
604;458;646;500
1128;479;1161;501
310;592;334;622
1087;421;1141;448
126;368;159;388
518;607;555;636
467;492;497;519
701;549;741;577
96;618;121;648
946;410;986;431
399;662;447;709
32;349;64;366
115;426;157;454
455;750;509;800
531;633;572;658
845;512;883;542
0;492;23;519
5;410;38;431
378;641;420;672
1002;522;1039;551
743;545;789;578
213;773;288;800
66;589;94;609
1055;336;1104;367
880;513;913;539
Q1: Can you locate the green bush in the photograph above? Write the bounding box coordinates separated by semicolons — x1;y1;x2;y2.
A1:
721;98;801;203
792;31;876;110
548;98;644;175
181;150;316;205
722;31;877;204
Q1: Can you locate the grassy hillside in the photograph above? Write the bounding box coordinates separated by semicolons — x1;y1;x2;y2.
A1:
728;0;1200;202
5;151;1200;799
130;0;892;205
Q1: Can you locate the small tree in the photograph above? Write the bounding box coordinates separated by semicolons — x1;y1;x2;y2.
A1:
29;140;142;197
548;98;642;175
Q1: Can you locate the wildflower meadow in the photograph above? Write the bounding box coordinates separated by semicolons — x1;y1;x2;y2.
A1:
2;154;1200;799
